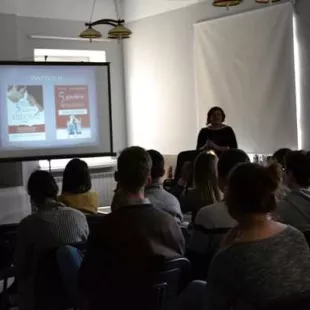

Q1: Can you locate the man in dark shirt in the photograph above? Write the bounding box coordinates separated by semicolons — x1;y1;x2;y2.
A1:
80;146;185;310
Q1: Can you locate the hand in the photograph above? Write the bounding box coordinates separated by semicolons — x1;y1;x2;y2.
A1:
200;140;214;151
208;140;217;149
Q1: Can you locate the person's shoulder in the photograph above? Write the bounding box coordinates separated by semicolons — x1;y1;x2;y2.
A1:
149;204;179;223
199;127;209;134
61;205;87;218
222;125;233;131
283;224;305;238
19;213;37;227
161;188;180;205
196;201;225;222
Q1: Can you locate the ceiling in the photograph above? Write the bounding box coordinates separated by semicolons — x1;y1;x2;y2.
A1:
124;0;204;22
0;0;204;22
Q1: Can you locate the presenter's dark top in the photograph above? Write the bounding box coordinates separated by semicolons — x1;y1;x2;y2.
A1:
196;126;238;151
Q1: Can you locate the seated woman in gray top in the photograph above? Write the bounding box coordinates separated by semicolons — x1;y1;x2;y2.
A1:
277;151;310;230
15;171;89;310
145;150;183;223
206;163;310;310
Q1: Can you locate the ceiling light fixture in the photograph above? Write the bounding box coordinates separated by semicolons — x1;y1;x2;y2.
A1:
256;0;281;3
79;0;132;41
213;0;243;7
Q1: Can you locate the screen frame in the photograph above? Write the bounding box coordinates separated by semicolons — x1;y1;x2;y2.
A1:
0;61;116;163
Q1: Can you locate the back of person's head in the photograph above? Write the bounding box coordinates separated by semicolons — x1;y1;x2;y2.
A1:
28;170;59;205
272;148;292;167
218;149;250;181
284;151;310;188
227;163;281;219
147;150;165;181
192;152;219;204
117;146;152;193
62;159;91;194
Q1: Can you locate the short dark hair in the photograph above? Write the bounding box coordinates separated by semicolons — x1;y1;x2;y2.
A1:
28;170;59;204
207;107;226;125
227;163;281;216
272;148;292;167
285;151;310;188
62;159;92;194
117;146;152;193
147;150;165;180
217;149;250;179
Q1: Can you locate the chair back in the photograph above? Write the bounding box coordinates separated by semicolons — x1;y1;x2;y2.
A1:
0;266;15;310
302;229;310;248
0;224;18;270
186;225;231;280
81;257;190;310
149;257;191;310
86;213;106;233
35;249;73;310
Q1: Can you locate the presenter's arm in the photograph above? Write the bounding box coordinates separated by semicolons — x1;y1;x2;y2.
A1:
196;128;207;150
226;127;238;149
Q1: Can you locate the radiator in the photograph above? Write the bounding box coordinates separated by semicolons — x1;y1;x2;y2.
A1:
55;171;116;207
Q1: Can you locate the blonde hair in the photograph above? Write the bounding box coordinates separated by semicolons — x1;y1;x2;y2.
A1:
193;152;221;205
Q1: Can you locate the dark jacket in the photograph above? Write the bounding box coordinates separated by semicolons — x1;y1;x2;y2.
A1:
80;203;185;309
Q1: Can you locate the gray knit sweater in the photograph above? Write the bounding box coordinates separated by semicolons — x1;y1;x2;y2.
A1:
206;226;310;310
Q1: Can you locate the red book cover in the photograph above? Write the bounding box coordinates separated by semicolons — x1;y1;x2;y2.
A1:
54;85;91;140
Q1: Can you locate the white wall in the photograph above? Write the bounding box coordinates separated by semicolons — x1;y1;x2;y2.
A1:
124;1;281;155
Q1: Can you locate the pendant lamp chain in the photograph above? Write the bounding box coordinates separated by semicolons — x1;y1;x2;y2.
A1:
114;0;121;20
89;0;97;23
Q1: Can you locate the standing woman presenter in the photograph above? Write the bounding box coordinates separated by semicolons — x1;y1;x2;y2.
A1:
196;107;237;157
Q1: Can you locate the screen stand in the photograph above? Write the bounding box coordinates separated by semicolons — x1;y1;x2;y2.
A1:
48;159;52;173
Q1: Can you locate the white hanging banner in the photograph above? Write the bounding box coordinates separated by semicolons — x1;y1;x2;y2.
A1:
194;3;297;154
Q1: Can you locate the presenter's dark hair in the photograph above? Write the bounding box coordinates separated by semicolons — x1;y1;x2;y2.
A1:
28;170;59;204
62;159;92;194
148;150;165;180
207;107;226;125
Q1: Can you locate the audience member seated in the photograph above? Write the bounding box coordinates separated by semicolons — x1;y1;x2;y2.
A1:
272;148;292;167
276;151;310;230
271;148;292;200
80;146;185;310
186;149;249;279
15;170;89;310
58;158;99;214
205;163;310;310
173;152;221;223
145;150;183;223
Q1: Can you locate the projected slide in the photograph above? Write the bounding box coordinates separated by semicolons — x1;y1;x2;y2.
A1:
0;63;112;161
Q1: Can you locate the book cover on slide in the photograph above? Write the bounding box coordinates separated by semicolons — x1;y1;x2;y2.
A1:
7;85;45;142
55;85;91;140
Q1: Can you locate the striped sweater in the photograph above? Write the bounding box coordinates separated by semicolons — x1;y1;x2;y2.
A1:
15;200;89;310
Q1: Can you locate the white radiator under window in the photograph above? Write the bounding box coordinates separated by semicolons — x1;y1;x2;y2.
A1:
55;171;116;207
